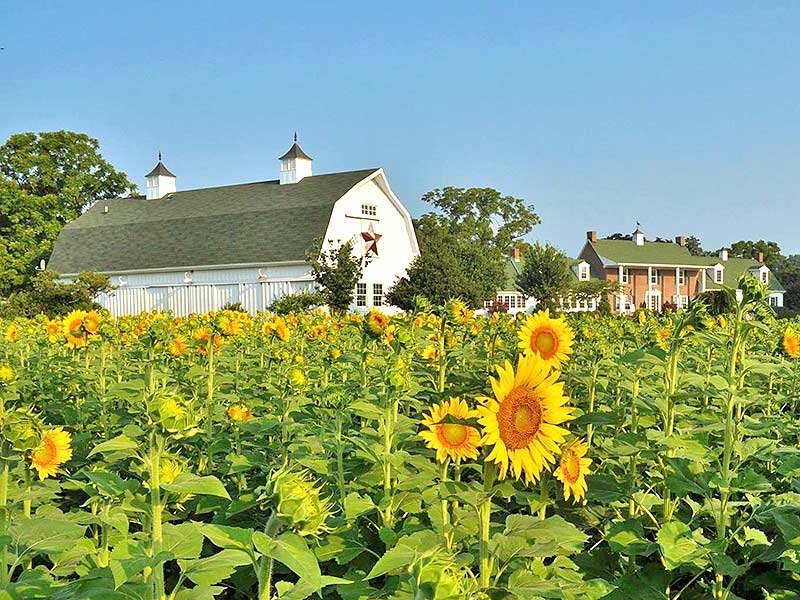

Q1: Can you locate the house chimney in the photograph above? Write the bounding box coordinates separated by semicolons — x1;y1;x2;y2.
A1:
279;133;313;184
675;236;685;247
513;247;521;262
145;152;176;199
719;249;728;261
757;251;764;263
587;231;597;243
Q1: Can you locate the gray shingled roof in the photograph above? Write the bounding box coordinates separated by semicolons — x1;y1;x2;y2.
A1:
47;169;378;275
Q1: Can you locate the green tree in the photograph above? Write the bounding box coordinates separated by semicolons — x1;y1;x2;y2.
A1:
1;270;112;318
515;242;573;311
387;188;539;309
685;235;704;256
306;238;366;315
0;131;136;296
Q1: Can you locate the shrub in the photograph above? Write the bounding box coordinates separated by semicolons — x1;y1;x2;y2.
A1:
269;290;324;315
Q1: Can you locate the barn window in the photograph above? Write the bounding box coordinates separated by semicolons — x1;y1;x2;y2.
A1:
361;204;377;217
356;283;367;307
372;283;383;306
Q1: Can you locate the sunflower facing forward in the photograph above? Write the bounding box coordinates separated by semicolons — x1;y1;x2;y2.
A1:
517;310;574;369
420;397;482;463
477;354;575;483
30;427;73;480
784;327;800;359
554;440;592;502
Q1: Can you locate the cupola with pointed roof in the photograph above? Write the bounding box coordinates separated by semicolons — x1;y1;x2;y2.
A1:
633;223;645;246
145;153;176;199
279;133;313;184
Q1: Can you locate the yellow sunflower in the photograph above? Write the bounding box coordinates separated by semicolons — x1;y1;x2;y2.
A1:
554;440;592;503
168;334;188;357
83;310;103;335
367;309;390;335
477;354;575;483
30;427;73;480
227;404;253;423
4;323;18;343
63;310;88;349
450;300;473;325
784;328;800;358
517;310;574;369
160;458;183;485
419;397;481;463
0;365;14;382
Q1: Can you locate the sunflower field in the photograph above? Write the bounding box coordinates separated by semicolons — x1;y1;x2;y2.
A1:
1;277;800;600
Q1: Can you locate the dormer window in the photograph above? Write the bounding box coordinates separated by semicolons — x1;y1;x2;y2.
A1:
578;263;589;281
361;204;377;217
714;267;724;284
761;270;769;284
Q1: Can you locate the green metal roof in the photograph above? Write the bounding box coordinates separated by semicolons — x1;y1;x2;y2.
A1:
704;258;786;292
47;169;378;274
588;239;712;266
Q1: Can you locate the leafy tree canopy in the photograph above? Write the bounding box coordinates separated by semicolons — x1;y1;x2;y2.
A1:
515;242;573;311
0;270;112;318
388;188;539;309
306;238;367;315
0;131;137;296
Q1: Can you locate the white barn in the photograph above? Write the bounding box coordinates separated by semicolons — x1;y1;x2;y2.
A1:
47;138;420;315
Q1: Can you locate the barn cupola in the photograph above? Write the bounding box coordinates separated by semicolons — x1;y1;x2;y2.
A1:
279;133;313;184
145;153;177;199
633;223;645;246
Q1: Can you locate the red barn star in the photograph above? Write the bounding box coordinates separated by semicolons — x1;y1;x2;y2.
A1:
361;223;382;256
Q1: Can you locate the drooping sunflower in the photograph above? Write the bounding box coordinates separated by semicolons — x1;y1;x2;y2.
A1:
784;327;800;358
554;440;592;502
30;427;73;480
419;397;482;463
367;309;390;335
517;310;574;369
449;300;473;325
168;334;188;357
477;354;575;483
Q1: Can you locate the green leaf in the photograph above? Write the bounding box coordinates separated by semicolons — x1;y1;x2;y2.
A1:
254;532;321;584
178;549;252;586
174;586;225;600
200;523;254;553
87;435;140;459
162;474;231;500
605;519;656;557
365;530;439;579
657;521;705;570
8;514;87;555
110;551;173;589
163;522;205;559
344;492;376;521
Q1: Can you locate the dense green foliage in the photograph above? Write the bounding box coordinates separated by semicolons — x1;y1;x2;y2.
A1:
307;239;366;315
0;280;799;598
0;131;136;296
388;188;538;309
0;270;112;319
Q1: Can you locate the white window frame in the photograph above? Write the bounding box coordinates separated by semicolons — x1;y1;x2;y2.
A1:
579;264;590;281
714;268;723;284
769;296;778;307
361;203;377;217
677;268;686;286
647;290;662;311
372;283;383;307
650;269;660;285
761;270;769;284
621;268;630;285
356;283;367;307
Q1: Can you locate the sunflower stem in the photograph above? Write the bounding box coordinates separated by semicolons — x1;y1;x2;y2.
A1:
439;460;452;550
204;339;216;473
478;460;497;590
148;430;166;600
0;448;9;585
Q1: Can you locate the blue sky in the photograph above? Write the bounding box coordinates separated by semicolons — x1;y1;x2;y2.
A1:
2;1;798;255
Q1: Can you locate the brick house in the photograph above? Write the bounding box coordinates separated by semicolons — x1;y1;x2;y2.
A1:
576;228;785;313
